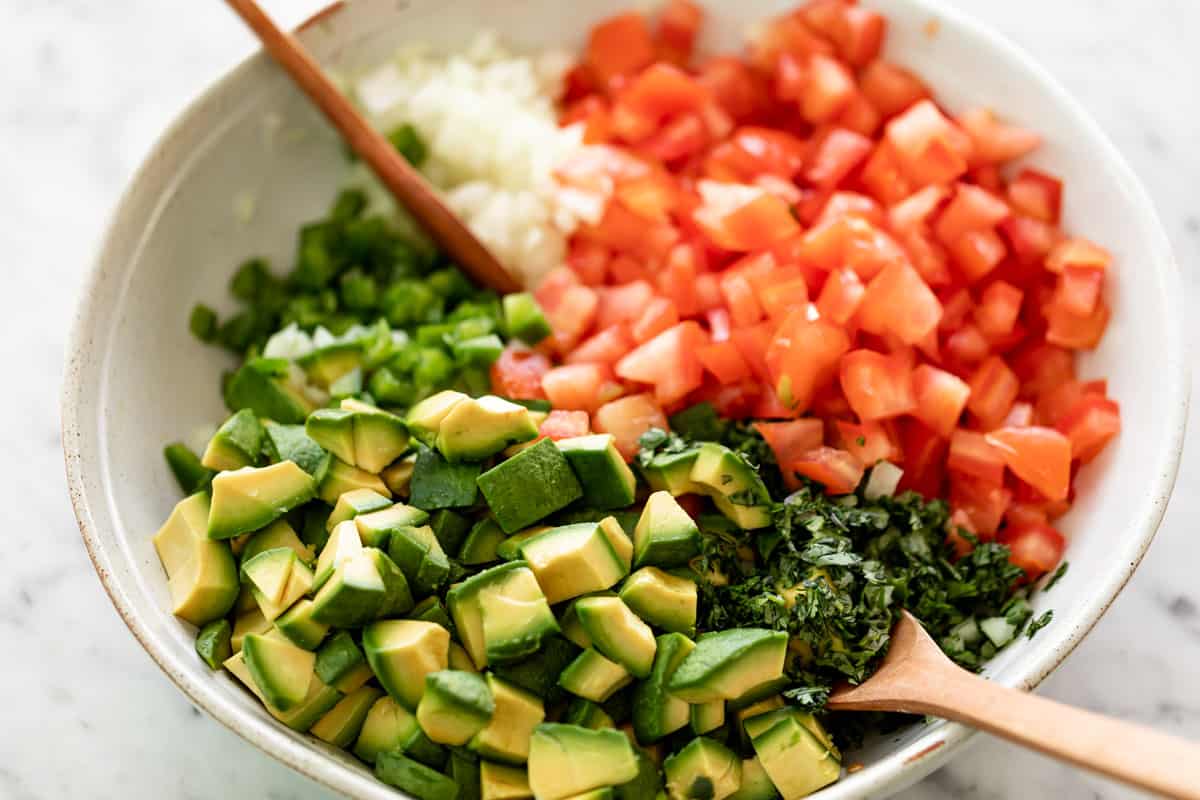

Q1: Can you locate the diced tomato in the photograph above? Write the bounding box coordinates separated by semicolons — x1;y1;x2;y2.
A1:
766;313;851;410
945;508;977;558
885;100;970;187
859;60;928;118
567;239;610;285
704;307;732;342
911;364;970;436
697;57;770;121
858;261;943;344
539;409;591;440
967;355;1020;427
490;345;552;400
593;393;669;460
614;63;710;140
790;447;865;495
887;184;950;233
1056;394;1121;463
1054;267;1104;316
984;425;1071;502
693;181;801;251
1000;522;1066;577
956;108;1041;166
719;272;765;327
798;215;908;280
951;229;1008;283
566;324;636;366
707;127;807;180
1044;298;1110;350
1035;379;1106;427
974;280;1023;340
839;349;916;420
1007;168;1063;224
836;90;882;137
542;284;598;353
934;183;1011;247
859;141;913;205
542;363;624;414
658;243;703;316
1046;238;1111;274
950;474;1012;537
698;341;752;384
586;12;657;88
655;0;703;65
1000;215;1061;267
815;191;884;228
836;420;899;465
631;296;681;343
756;419;825;466
833;6;887;66
896;419;946;497
615;321;706;405
595;280;655;330
944;324;990;368
1004;501;1048;530
1003;401;1035;428
813;268;864;326
799;54;856;123
694;272;723;311
804;127;874;189
948;428;1005;485
1011;342;1075;400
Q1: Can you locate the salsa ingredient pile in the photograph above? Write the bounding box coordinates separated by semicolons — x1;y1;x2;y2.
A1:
159;2;1121;800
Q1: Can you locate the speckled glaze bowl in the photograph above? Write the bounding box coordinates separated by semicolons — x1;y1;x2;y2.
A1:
62;0;1187;797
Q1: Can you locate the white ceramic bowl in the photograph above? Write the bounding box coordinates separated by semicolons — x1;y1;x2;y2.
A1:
63;0;1188;797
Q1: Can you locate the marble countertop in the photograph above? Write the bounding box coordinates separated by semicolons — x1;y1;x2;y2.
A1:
3;1;1198;798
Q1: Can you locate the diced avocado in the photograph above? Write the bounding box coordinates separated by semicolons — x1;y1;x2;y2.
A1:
241;547;297;607
727;678;790;712
319;457;390;504
503;292;552;345
363;619;450;710
598;517;635;573
528;723;640;800
448;561;520;669
689;445;771;530
663;737;742;800
617;750;663;800
240;519;314;566
354;695;429;764
565;698;615;730
341;397;411;472
558;600;593;650
233;582;258;614
691;702;725;736
575;596;657;679
417;670;494;745
461;518;506;565
491;635;580;703
639;449;704;497
275;599;330;650
481;761;533;800
519;522;628;605
496;526;552;561
388;524;451;596
633;633;695;744
633;492;700;570
557;435;637;510
313;519;364;591
262;421;331;482
152;493;239;625
327;488;392;532
409;595;454;631
311;548;414;627
163;442;214;495
232;607;272;653
559;648;633;703
449;642;476;672
241;632;316;712
306;408;357;465
201;409;264;471
453;751;483;800
430;509;471;554
478;564;560;665
469;674;545;764
564;790;614;800
411;446;481;511
437;395;538;462
376;751;459;800
727;759;778;800
272;672;342;731
477;439;584;533
195;619;232;669
407;390;470;446
225;358;313;425
314;631;371;691
298;341;362;389
298;503;333;552
356;502;429;547
382;452;419;497
247;552;314;622
668;630;788;704
735;698;786;753
207;462;317;540
620;568;697;636
311;685;385;748
749;710;840;799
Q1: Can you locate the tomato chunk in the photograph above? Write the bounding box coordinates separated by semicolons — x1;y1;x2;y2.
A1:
985;426;1072;502
593;393;669;460
756;419;825;466
586;12;657;87
858;261;943;344
1056;394;1121;463
615;321;706;405
790;447;865;495
766;313;851;411
491;345;551;400
911;364;970;436
1000;522;1066;578
839;349;916;420
539;410;591;440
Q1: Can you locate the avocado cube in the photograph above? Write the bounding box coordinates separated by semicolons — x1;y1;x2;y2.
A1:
225;358;313;425
638;448;703;497
242;633;316;712
226;648;340;731
407;595;454;631
207;462;317;540
314;630;370;690
447;562;559;669
241;547;299;607
575;596;657;679
363;619;450;710
663;737;742;800
327;488;392;533
152;493;239;626
240;519;314;567
417;670;495;746
375;751;459;800
311;685;385;748
528;724;639;800
558;601;593;650
307;409;357;467
319;458;390;505
251;557;314;622
310;548;413;627
436;395;539;462
410;446;481;511
452;752;483;800
460;518;506;565
355;502;429;547
691;701;726;736
313;520;364;592
231;607;272;653
407;390;470;446
632;633;695;744
556;435;637;510
558;648;633;703
382;453;418;497
619;568;697;636
565;698;615;730
726;758;778;800
163;442;214;495
387;524;451;596
668;629;788;704
749;710;840;799
354;695;420;764
689;444;772;530
491;635;580;705
480;761;532;800
502;292;552;345
201;409;265;471
468;674;545;765
429;509;471;555
298;341;363;389
262;421;330;482
618;750;664;800
477;439;584;533
341;397;411;473
496;525;553;561
519;522;628;605
633;492;701;570
275;598;331;650
195;619;232;670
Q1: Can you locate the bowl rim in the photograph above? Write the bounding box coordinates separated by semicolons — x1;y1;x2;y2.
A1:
61;1;1189;798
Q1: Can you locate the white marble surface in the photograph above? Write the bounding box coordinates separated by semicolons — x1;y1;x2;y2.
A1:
2;1;1199;798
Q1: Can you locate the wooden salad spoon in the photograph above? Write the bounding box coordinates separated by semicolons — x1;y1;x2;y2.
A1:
223;0;522;295
828;611;1200;799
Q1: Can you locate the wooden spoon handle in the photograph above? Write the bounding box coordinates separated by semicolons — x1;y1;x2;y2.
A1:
223;0;521;294
860;666;1200;799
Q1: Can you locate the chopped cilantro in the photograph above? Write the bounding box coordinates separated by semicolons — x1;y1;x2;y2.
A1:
1042;561;1069;592
1026;610;1054;639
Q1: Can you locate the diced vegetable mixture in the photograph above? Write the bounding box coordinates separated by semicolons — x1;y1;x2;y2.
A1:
157;2;1119;799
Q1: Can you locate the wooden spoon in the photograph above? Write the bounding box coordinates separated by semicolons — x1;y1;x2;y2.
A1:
223;0;522;294
828;611;1200;799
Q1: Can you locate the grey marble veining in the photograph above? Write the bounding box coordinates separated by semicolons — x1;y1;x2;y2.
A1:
1;1;1198;798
